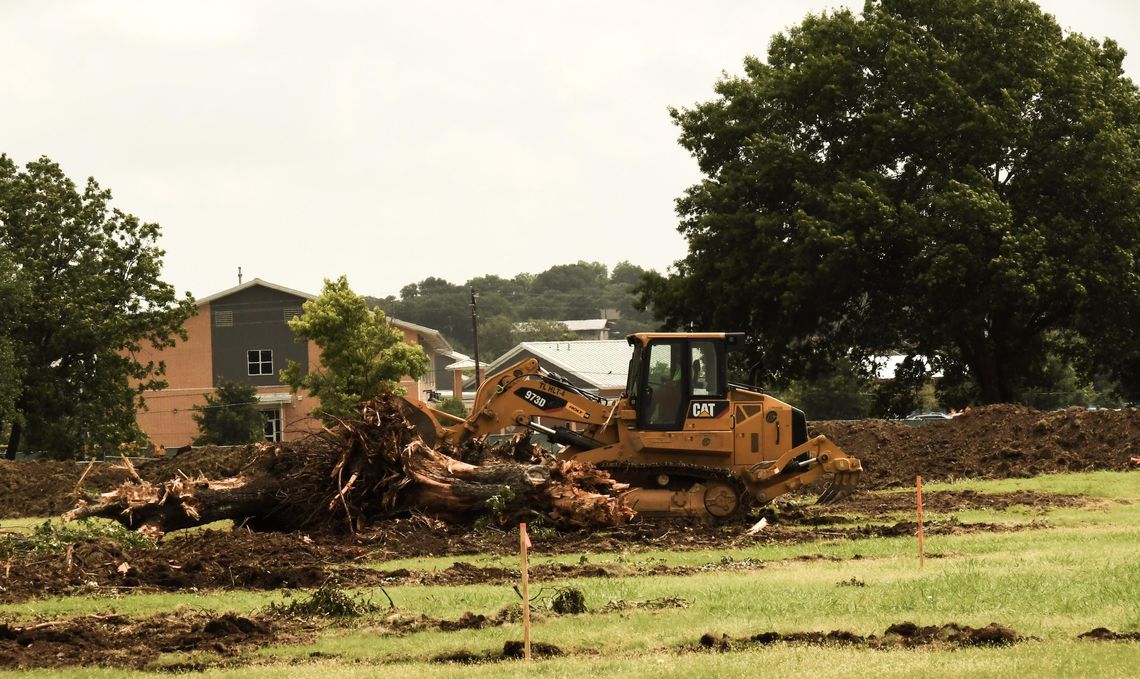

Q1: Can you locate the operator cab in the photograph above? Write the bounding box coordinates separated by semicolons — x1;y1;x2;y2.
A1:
625;333;743;430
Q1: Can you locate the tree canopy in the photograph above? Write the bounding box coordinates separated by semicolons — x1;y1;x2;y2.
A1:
192;378;264;446
641;0;1140;404
371;261;658;361
0;155;195;458
282;276;429;422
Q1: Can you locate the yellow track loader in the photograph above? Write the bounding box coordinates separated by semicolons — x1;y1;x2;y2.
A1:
399;332;862;518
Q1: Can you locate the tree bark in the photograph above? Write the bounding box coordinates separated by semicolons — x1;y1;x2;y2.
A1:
5;421;20;461
966;327;1005;404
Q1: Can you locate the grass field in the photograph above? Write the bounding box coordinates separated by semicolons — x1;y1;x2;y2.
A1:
2;471;1139;678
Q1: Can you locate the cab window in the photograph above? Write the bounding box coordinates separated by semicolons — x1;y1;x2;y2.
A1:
690;340;721;397
643;341;685;427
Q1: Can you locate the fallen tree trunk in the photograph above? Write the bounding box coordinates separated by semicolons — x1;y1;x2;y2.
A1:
66;395;632;539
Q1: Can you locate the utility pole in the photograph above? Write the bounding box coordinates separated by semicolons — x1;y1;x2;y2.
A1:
470;288;481;391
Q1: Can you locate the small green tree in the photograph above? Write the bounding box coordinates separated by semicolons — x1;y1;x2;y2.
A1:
435;396;468;419
282;276;429;422
191;378;263;445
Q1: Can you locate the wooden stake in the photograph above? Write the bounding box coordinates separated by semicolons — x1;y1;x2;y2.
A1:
916;475;925;570
520;522;532;661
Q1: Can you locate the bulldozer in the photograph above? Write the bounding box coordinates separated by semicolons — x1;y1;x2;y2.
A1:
399;332;862;518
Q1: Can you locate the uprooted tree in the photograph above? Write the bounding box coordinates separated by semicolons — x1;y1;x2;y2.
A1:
66;394;632;539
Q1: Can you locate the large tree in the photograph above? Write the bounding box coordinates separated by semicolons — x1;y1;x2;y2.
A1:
0;249;23;435
281;276;429;422
0;155;195;458
641;0;1140;403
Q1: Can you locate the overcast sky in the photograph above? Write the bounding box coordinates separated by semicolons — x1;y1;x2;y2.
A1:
3;1;1137;301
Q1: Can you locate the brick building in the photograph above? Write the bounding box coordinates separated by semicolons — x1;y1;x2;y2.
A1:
134;278;455;451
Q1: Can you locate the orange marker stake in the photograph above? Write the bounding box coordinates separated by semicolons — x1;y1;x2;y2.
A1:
520;522;532;661
916;475;925;570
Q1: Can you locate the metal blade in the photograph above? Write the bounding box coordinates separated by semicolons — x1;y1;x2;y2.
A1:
396;397;439;448
817;470;860;505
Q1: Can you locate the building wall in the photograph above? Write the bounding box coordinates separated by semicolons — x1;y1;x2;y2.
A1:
210;286;309;386
134;284;443;450
134;303;215;450
396;327;424;399
134;289;319;450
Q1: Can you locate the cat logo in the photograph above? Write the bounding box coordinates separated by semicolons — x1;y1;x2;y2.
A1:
690;401;728;419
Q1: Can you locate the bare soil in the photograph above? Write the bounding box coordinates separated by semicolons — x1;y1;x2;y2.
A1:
1;405;1133;521
0;609;311;670
813;404;1140;489
0;446;256;520
698;621;1029;651
0;510;1045;603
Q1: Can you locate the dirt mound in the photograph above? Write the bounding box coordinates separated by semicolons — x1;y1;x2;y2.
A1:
814;405;1140;488
699;621;1028;651
0;529;368;604
0;447;255;520
0;461;129;519
432;640;564;664
137;445;260;481
1078;628;1140;641
0;609;307;669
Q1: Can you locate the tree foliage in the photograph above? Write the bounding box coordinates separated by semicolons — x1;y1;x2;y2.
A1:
192;378;264;446
641;0;1140;405
282;276;429;422
0;155;195;458
777;359;875;420
435;396;468;419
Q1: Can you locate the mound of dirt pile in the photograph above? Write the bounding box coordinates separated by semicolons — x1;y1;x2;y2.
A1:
0;530;369;604
0;461;129;519
814;405;1140;488
0;447;255;520
137;445;261;481
0;610;306;670
700;621;1027;651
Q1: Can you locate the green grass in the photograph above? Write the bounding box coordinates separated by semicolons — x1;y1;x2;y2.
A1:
3;471;1139;677
912;469;1139;499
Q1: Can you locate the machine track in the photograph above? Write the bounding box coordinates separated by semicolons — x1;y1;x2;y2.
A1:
596;462;749;518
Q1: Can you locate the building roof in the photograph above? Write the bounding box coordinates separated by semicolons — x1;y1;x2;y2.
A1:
445;358;477;371
484;340;631;391
196;278;315;305
195;278;453;355
562;319;612;332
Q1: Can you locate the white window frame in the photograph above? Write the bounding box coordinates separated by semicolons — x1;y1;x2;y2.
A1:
262;408;282;442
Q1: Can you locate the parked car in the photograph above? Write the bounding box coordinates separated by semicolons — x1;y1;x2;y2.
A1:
906;410;952;421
